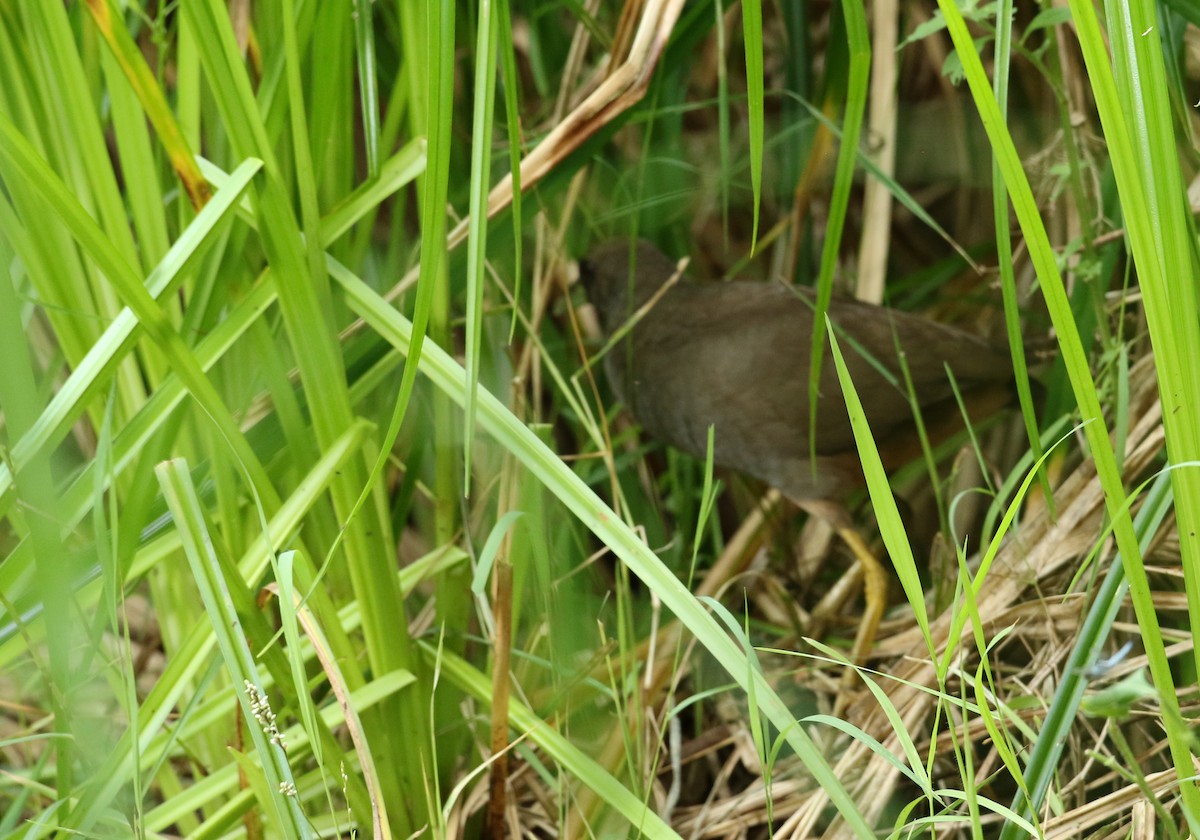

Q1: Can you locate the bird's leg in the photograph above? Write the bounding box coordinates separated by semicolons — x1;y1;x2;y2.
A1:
806;555;863;638
797;500;889;705
832;524;888;666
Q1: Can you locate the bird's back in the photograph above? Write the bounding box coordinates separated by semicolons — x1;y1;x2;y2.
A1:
606;278;1013;499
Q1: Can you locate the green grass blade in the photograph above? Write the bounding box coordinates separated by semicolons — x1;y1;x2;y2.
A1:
352;0;381;176
741;0;764;247
464;0;501;493
807;0;870;469
826;316;933;650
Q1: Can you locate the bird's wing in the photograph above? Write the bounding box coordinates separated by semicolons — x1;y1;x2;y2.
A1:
618;283;826;464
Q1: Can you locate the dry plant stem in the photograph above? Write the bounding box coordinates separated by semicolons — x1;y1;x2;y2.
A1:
1052;22;1091;245
1053;8;1090;136
1043;763;1194;840
561;275;627;518
230;0;251;56
676;778;812;836
607;0;645;79
1131;798;1155;840
786;104;836;282
854;0;900;305
515;169;585;416
681;742;757;834
750;571;814;632
553;0;603;122
837;528;887;710
806;561;864;638
260;583;388;837
703;490;786;596
487;560;514;840
797;513;837;578
601;490;784;688
441;0;688;249
904;0;970;225
795;498;889;712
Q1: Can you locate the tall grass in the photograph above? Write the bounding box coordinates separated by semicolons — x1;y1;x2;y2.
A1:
1;1;1197;837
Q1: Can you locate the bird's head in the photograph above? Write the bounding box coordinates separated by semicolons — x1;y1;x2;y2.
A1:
578;239;682;333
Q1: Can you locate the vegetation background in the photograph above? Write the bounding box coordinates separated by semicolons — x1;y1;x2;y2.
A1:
1;0;1198;837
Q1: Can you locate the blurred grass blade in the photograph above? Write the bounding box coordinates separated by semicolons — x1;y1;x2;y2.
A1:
0;158;262;507
497;0;524;340
319;138;427;245
279;0;326;293
741;0;764;248
0;115;280;509
156;459;311;839
464;0;500;492
183;4;430;823
352;0;381;176
81;0;211;209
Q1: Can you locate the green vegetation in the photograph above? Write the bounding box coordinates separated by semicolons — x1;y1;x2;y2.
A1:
1;0;1198;836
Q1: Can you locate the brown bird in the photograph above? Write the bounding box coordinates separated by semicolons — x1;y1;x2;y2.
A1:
579;239;1017;664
